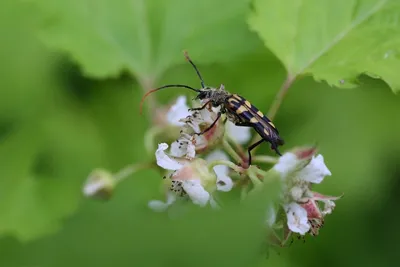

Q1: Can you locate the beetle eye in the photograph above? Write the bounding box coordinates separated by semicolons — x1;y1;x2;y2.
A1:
196;91;206;100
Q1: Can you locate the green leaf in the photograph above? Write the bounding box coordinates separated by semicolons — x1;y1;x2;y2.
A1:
13;173;281;267
248;0;400;93
0;1;105;241
32;0;260;80
0;112;103;241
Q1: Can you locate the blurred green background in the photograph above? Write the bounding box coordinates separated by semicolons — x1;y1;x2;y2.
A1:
1;1;400;267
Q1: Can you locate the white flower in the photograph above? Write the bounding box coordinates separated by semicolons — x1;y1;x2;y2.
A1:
322;200;335;215
182;180;210;207
298;154;331;184
153;96;223;160
284;203;310;235
273;150;332;202
275;150;341;236
156;143;184;170
166;96;191;126
205;150;234;192
225;120;251;144
148;192;177;212
169;105;224;159
311;191;342;216
273;152;300;179
152;143;217;208
170;133;196;159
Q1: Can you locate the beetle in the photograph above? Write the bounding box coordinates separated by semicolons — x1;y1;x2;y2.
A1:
140;52;284;165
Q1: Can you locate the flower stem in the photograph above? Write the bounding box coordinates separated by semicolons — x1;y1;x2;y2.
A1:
114;162;155;183
226;135;245;155
222;139;243;164
249;75;296;153
240;186;249;201
208;160;243;174
138;76;157;117
248;171;263;187
267;75;296;120
144;126;163;154
252;155;278;164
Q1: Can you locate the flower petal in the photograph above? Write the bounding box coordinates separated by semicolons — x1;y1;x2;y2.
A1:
273;152;299;179
186;138;196;159
170;136;196;160
311;191;342;201
83;169;115;199
148;192;177;212
156;143;183;170
166;96;191;126
322;200;336;215
301;200;322;219
299;154;331;184
284;203;310;235
209;196;220;209
205;149;229;176
199;108;214;124
311;192;341;215
148;200;169;212
170;141;186;157
225;120;251;144
83;181;105;196
205;150;233;192
216;175;233;192
182;179;210;207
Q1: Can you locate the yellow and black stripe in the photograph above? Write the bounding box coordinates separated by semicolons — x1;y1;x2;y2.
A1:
226;94;284;152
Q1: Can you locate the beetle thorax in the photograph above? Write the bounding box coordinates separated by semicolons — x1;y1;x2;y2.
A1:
200;88;230;107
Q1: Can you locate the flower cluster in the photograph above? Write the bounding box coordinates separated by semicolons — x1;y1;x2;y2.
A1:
145;96;341;240
273;149;342;236
82;94;342;246
148;96;250;210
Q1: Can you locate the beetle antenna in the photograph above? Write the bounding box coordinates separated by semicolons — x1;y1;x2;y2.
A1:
139;84;200;114
184;51;206;88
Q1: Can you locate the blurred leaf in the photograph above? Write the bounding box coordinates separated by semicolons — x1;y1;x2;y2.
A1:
32;0;261;80
17;170;281;267
0;1;56;118
248;0;400;93
0;111;103;241
0;1;105;241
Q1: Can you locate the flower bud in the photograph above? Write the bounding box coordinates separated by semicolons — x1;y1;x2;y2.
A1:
83;168;115;200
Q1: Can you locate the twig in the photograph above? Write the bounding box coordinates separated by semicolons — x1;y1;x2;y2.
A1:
249;75;296;153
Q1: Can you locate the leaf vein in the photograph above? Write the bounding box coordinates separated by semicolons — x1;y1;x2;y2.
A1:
298;0;388;75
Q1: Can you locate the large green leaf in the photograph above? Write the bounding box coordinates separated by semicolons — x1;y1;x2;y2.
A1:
31;0;260;80
248;0;400;93
9;168;281;267
0;113;102;241
0;1;104;241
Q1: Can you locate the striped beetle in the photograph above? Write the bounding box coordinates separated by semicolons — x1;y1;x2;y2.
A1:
140;52;284;165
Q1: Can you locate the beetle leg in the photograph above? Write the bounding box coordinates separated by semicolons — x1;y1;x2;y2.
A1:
271;144;282;156
189;100;212;111
195;112;222;135
247;139;265;166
